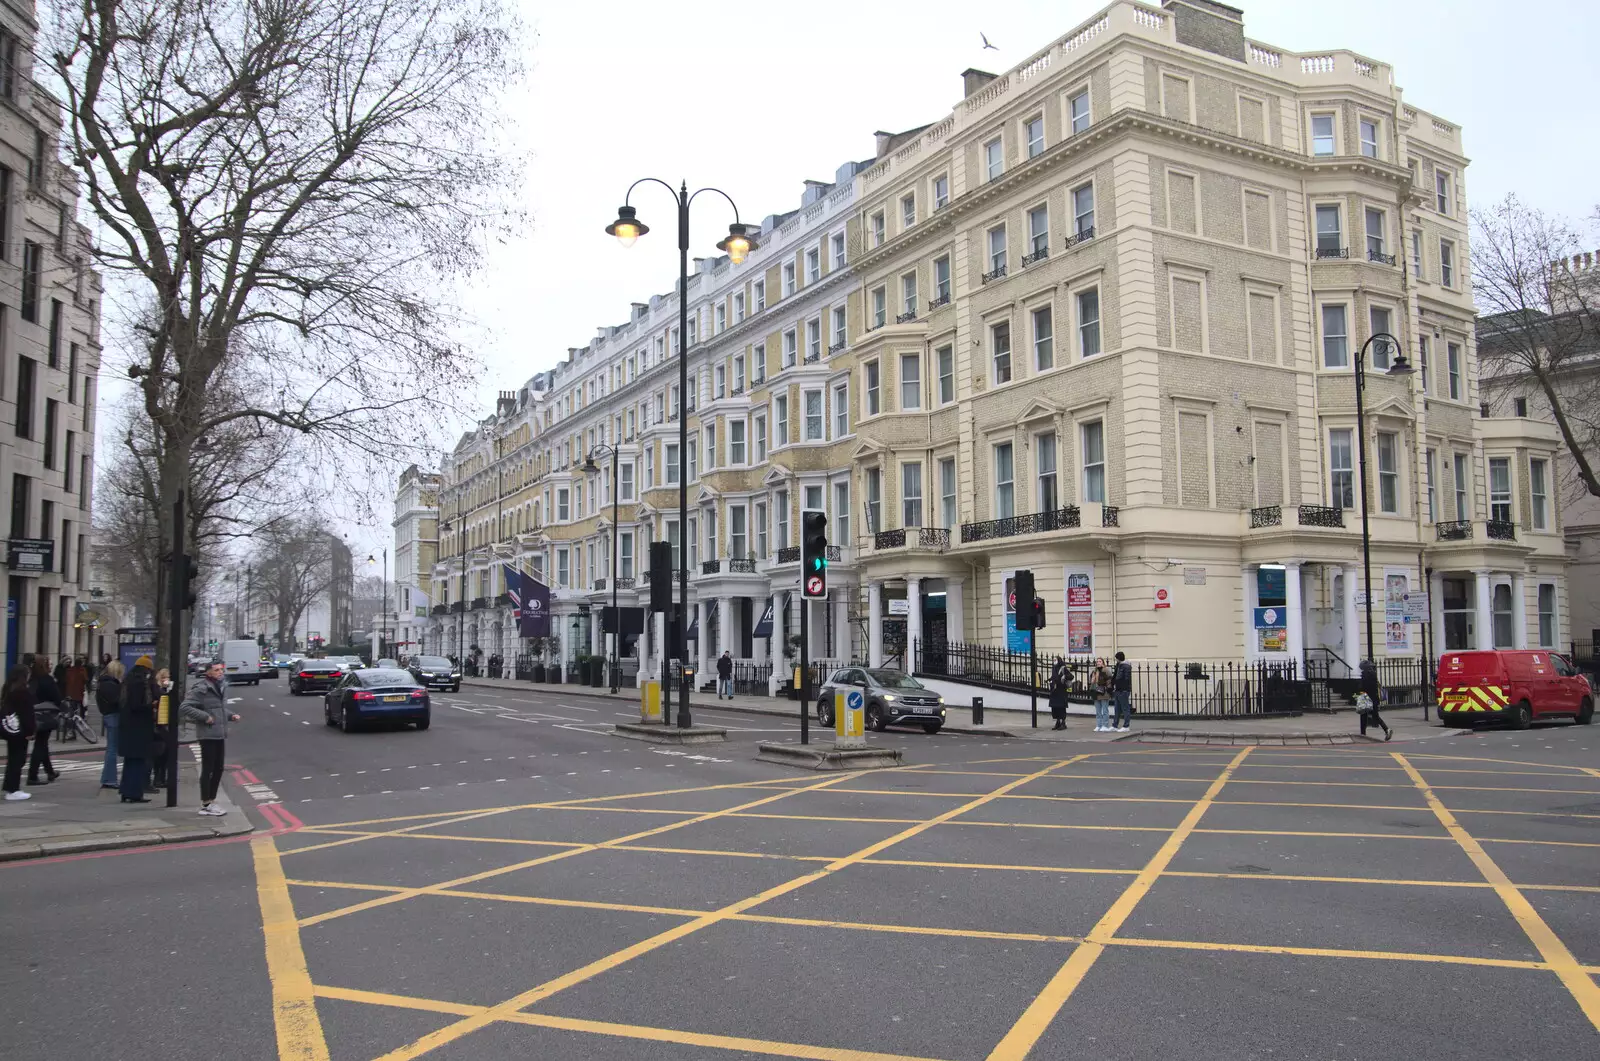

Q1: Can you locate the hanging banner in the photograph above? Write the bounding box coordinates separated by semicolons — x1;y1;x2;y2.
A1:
1385;571;1411;653
519;569;551;638
753;597;774;639
1065;568;1094;654
411;587;431;618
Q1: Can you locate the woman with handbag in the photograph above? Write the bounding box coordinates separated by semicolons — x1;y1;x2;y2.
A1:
3;664;35;800
28;657;61;786
1047;657;1070;730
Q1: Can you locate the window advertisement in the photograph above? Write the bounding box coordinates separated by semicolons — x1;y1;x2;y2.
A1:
1002;572;1029;653
1255;566;1288;653
1385;570;1411;653
1064;567;1094;654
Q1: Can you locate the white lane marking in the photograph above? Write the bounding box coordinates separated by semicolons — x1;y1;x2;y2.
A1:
300;721;309;726
342;794;354;799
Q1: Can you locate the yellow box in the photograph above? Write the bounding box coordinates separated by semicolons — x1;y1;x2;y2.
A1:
834;689;866;747
639;680;662;722
157;694;170;725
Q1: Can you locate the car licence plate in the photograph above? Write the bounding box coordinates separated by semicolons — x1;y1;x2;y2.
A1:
911;706;934;714
384;695;407;703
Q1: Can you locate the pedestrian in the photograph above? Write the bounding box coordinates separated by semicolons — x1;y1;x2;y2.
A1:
717;650;734;699
1112;651;1133;733
150;667;173;791
96;660;125;789
118;656;158;803
2;664;36;800
1357;659;1393;741
63;657;89;739
1092;658;1115;733
1047;656;1069;730
180;661;239;817
27;657;61;786
52;656;67;688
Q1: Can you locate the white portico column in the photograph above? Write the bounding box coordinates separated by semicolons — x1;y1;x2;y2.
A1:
695;598;709;684
868;582;884;668
833;594;850;662
946;578;965;648
653;610;666;681
905;578;922;672
1430;571;1446;655
1285;563;1305;671
1512;573;1528;649
718;596;731;658
768;592;787;695
1343;566;1361;670
1474;570;1494;650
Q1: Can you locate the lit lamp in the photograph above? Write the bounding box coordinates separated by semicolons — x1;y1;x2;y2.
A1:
716;222;753;265
605;206;648;248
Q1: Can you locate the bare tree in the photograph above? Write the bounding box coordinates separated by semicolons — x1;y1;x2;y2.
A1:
49;0;523;650
1473;194;1600;498
250;517;332;651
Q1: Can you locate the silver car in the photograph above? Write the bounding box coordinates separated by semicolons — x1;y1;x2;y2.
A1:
814;667;946;734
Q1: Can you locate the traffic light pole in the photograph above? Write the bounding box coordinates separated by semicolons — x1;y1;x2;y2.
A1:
1029;626;1037;730
163;492;188;808
799;598;809;745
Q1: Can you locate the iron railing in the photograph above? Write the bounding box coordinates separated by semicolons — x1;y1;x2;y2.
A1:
960;506;1080;543
981;265;1007;283
494;593;512;606
1021;248;1049;266
593;578;607;590
616;576;636;588
729;558;757;573
1251;505;1283;528
449;601;465;613
1368;250;1397;265
430;604;448;616
1487;519;1516;541
1435;520;1473;541
827;545;842;561
928;293;951;310
697;661;770;697
918;527;950;548
875;528;906;549
1315;246;1348;259
1304;652;1431;709
1298;504;1345;528
700;559;721;574
1101;505;1119;528
776;546;800;563
896;310;918;324
1063;226;1096;249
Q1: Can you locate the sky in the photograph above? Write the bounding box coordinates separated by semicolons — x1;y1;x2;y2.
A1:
97;0;1600;565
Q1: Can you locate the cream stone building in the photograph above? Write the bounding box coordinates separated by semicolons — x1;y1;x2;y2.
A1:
424;0;1567;692
391;464;440;656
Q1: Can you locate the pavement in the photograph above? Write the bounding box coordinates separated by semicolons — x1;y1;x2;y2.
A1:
4;676;1597;1061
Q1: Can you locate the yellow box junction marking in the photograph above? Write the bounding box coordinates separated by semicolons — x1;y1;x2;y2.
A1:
251;835;331;1061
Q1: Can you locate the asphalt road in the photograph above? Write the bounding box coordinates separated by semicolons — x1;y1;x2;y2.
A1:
3;677;1598;1061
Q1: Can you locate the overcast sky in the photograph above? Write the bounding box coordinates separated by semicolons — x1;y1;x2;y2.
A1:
315;0;1600;560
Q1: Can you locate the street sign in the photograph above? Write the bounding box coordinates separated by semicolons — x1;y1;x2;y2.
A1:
887;599;910;616
805;575;825;596
835;688;866;749
1153;586;1172;609
1253;607;1283;629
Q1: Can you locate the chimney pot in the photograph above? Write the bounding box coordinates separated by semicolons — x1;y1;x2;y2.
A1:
960;68;998;99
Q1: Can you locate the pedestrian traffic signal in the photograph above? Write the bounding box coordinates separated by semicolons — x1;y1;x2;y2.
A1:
1029;596;1047;630
800;510;828;599
1013;570;1036;630
180;553;200;611
648;541;672;613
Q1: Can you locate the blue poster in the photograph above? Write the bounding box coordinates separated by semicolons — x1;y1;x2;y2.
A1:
753;598;774;639
1257;567;1287;606
1006;612;1030;652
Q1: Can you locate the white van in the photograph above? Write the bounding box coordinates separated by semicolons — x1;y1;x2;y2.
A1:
220;639;262;685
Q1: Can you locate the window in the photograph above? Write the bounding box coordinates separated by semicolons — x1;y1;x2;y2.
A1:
1419;335;1431;394
687;517;698;567
8;474;24;538
864;470;881;533
1514;396;1528;417
557;488;570;520
1072;184;1095;237
1538;584;1557;648
47;300;61;368
62;432;73;492
1454;452;1469;520
1310;113;1335;156
1032;306;1054;370
1068;89;1090;134
1492;582;1514;649
987;226;1007;275
901;193;916;228
1025;115;1044;158
723;420;743;465
1077;289;1101;357
734;292;745;322
14;356;34;438
783;328;797;367
1425;448;1437;523
755;502;768;557
1321;305;1349;368
1037;432;1058;510
871;212;886;246
994;443;1015;518
775;394;789;445
715;303;726;334
753;343;766;383
1435;169;1451;214
20;240;40;322
985;138;1003;180
991;321;1012;384
620;462;635;500
782;261;796;297
687;439;698;481
715;364;726;398
734;354;745;393
933;174;949;210
833;481;850;543
833;382;849;437
1447;342;1461;399
1489;457;1512;523
754;413;767;462
557;549;570;588
901;272;917;317
831;305;846;350
805;247;820;283
1369;306;1393;369
1365;208;1386;260
1440;240;1455;287
754;280;765;311
729;506;746;560
1359;118;1379;158
1027;205;1049;257
804;390;823;440
936;345;953;404
1530;458;1549;530
1329;429;1355;508
665;443;680;485
620;532;635;579
888;462;920;528
806;318;821;361
865;361;880;416
900;353;921;410
42;400;56;469
871;287;887;328
28;128;45;188
1377;431;1399;513
1314;203;1342;256
704;511;717;561
933;256;950;302
831;232;846;269
1081;421;1105;503
1411;229;1423;278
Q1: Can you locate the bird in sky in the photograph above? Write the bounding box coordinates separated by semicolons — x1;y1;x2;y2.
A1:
980;32;998;50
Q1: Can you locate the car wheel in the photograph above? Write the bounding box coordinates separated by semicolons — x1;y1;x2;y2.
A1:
815;700;834;726
339;706;352;733
922;723;942;735
1578;697;1594;725
451;684;460;693
415;716;430;731
324;703;335;727
866;702;887;732
1511;700;1533;730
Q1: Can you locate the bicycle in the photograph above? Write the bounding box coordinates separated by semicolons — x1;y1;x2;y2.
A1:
55;700;99;744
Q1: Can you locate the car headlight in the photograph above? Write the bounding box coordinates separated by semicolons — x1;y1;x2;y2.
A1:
936;696;945;705
881;694;896;702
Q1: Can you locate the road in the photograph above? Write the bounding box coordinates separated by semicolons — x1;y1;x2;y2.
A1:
2;677;1598;1060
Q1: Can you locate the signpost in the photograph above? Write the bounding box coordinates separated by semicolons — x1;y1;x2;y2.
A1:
834;688;866;749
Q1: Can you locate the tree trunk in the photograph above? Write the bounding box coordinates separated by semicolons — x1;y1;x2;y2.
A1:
154;432;194;661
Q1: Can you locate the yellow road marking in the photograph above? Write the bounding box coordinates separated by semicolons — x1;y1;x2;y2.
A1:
1394;751;1600;1034
1408;752;1600;772
251;836;331;1061
1112;936;1578;972
297;772;864;929
368;754;1093;1061
985;747;1252;1061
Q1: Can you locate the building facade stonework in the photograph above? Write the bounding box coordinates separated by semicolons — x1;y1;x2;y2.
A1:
420;0;1568;688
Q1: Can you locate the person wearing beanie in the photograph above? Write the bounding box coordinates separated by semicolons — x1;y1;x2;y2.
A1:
118;657;158;802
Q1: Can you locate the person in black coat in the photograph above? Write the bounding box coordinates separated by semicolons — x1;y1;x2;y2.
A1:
118;658;158;803
96;661;124;789
3;664;36;799
1047;657;1070;730
27;657;62;786
1357;659;1392;741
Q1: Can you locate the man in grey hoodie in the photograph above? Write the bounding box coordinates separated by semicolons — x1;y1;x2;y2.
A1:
179;661;240;816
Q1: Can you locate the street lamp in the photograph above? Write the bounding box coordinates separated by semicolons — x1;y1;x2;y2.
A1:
1353;331;1414;665
439;500;468;668
366;549;389;658
583;444;621;694
605;179;757;728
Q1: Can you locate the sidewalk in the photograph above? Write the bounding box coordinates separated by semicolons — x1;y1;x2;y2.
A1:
0;744;252;862
461;676;1451;744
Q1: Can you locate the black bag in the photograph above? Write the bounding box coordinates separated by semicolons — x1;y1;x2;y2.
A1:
34;702;59;733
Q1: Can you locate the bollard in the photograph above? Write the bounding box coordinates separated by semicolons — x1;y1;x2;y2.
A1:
835;689;866;749
972;696;984;726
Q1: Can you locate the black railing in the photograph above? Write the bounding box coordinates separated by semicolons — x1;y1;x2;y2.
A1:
1435;520;1473;541
981;265;1007;283
919;527;950;548
1368;250;1397;265
804;350;820;363
1487;519;1516;541
875;528;906;549
729;558;757;573
494;593;511;606
1251;505;1283;528
827;545;842;561
929;293;951;310
916;640;1307;719
896;310;918;324
1315;246;1348;259
697;660;771;697
1064;226;1096;250
1102;505;1119;528
593;578;607;590
1304;653;1431;709
776;546;800;563
1298;504;1345;528
960;506;1081;543
829;342;846;354
701;559;721;574
616;576;636;588
449;601;465;613
430;604;448;616
470;597;488;610
1021;248;1049;266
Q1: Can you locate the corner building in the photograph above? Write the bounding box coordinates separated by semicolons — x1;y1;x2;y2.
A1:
426;0;1567;689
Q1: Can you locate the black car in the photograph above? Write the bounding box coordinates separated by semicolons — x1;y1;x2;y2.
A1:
289;660;343;695
815;667;947;733
324;668;431;732
408;654;461;692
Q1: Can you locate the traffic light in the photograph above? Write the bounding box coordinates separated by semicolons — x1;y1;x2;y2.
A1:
180;553;200;611
1029;596;1047;630
1012;570;1035;630
648;541;672;613
800;510;828;599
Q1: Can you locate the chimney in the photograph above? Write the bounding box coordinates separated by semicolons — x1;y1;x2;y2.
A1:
961;68;998;98
1161;0;1246;62
873;130;894;157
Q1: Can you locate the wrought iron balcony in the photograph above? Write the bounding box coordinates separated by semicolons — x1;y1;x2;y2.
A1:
896;310;918;324
918;527;950;548
960;506;1081;543
875;528;906;550
829;342;846;354
1314;246;1349;260
980;265;1007;284
1021;248;1050;266
729;558;757;573
827;545;842;561
615;576;636;588
430;604;448;616
494;593;511;606
776;546;800;563
700;559;721;574
1435;520;1473;541
1368;250;1397;266
470;597;488;610
1063;226;1096;250
449;601;465;613
928;293;951;310
592;578;606;590
1297;504;1345;528
1486;519;1516;541
804;350;821;363
1101;505;1120;528
1250;505;1283;528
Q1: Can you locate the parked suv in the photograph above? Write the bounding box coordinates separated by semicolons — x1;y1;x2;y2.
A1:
815;668;946;734
1436;649;1594;728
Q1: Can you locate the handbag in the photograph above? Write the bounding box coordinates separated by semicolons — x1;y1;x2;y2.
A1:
34;701;59;733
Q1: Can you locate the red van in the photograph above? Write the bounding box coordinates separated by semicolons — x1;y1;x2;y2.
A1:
1436;650;1594;728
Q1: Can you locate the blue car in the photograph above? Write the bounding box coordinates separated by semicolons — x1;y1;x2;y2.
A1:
324;668;431;732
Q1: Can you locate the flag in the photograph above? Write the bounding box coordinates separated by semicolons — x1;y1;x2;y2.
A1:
502;564;524;626
412;587;431;618
521;571;551;638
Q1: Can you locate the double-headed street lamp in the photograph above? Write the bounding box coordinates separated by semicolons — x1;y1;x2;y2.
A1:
367;549;389;657
1352;331;1414;665
605;180;756;728
439;499;469;665
582;444;621;694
